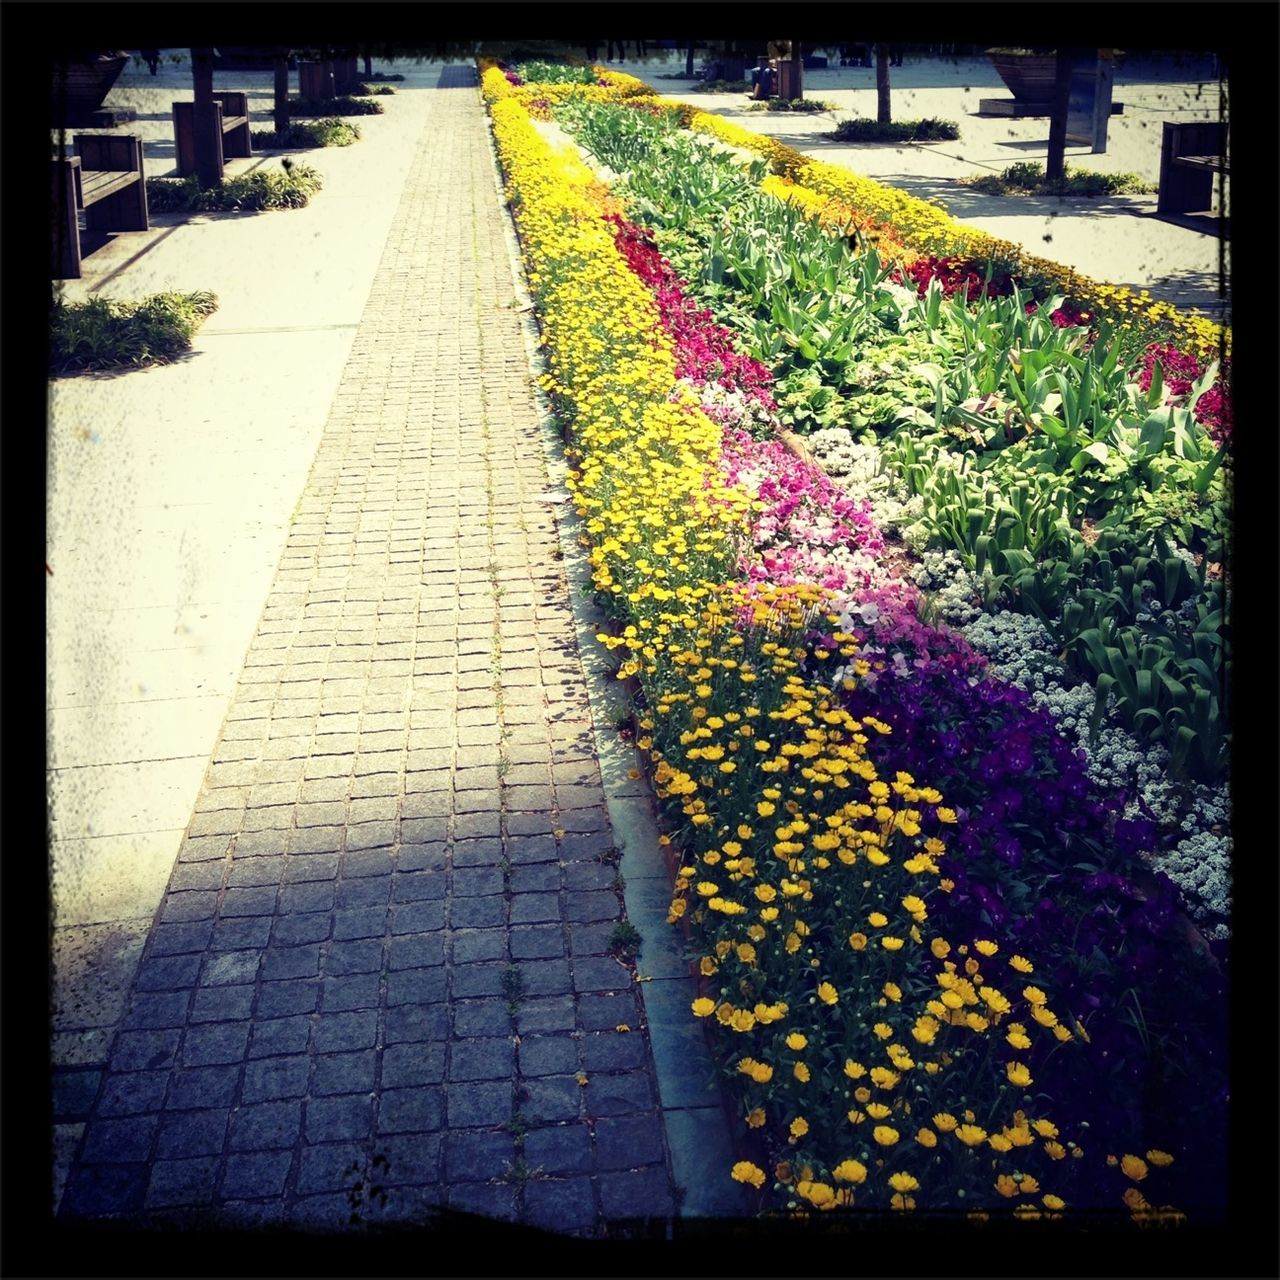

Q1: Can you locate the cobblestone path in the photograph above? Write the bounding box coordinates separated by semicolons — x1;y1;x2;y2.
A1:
57;65;677;1234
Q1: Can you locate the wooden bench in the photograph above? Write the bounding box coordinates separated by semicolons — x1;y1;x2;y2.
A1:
1158;121;1228;218
173;91;252;179
51;134;149;279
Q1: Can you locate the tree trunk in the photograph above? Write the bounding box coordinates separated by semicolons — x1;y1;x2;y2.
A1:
1045;49;1075;182
363;53;373;78
876;44;892;122
789;41;803;100
191;47;221;188
685;41;696;78
273;53;290;133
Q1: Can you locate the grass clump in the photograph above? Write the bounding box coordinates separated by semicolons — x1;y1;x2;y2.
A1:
288;94;383;117
50;290;218;375
364;71;404;82
145;162;322;212
516;60;597;84
694;79;751;93
352;82;396;95
252;118;361;148
960;160;1156;196
830;116;960;142
748;98;837;113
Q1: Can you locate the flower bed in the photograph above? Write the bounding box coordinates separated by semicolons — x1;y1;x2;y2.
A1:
481;64;1226;1224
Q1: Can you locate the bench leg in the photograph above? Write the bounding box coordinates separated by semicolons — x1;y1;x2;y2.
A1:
224;120;252;159
52;164;82;279
1159;166;1213;215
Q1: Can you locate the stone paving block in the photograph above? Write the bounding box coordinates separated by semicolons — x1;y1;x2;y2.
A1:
397;841;448;873
448;929;507;964
523;1123;593;1178
283;853;340;883
155;1108;229;1159
134;954;203;991
335;876;393;912
330;907;388;941
149;921;216;956
209;918;273;951
343;849;395;879
508;893;560;925
579;1031;646;1073
383;1004;449;1046
248;1015;313;1059
226;857;286;888
220;1150;294;1201
521;1076;582;1125
271;912;333;947
449;961;507;999
376;1134;443;1187
563;863;617;893
241;1055;310;1103
449;1037;515;1082
567;921;616;956
584;1071;655;1118
523;1175;599;1233
60;1163;149;1216
52;1068;103;1122
228;1100;303;1151
385;965;448;1007
190;984;255;1024
306;1094;376;1142
256;978;320;1018
450;837;503;868
444;1081;512;1130
220;887;279;918
518;958;573;997
450;867;504;898
313;1010;378;1053
597;1167;675;1222
165;1065;240;1110
443;1131;515;1184
201;950;261;987
390;900;445;934
277;881;336;915
260;945;322;981
565;891;621;924
514;996;575;1035
378;1088;444;1135
312;1049;380;1096
321;972;382;1011
447;1182;517;1223
144;1156;220;1209
509;925;565;961
296;1142;368;1195
97;1070;169;1117
181;1022;250;1067
123;990;193;1030
387;932;446;970
578;992;640;1032
81;1114;159;1163
572;956;631;993
518;1036;578;1078
593;1113;665;1171
112;1028;182;1072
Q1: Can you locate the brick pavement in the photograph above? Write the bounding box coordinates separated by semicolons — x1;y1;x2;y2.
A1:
56;65;677;1234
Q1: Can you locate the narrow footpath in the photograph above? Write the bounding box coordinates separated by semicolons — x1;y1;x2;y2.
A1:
58;66;678;1234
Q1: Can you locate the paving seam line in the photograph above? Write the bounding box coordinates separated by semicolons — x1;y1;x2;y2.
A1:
475;73;748;1221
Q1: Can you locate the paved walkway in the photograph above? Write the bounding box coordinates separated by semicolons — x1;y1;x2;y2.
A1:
57;66;678;1234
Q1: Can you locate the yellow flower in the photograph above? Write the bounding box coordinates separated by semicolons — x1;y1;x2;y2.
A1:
954;1124;988;1147
932;1112;957;1132
916;1128;937;1148
848;932;868;951
731;1161;766;1188
843;1060;865;1080
974;940;998;956
699;956;718;976
690;997;715;1017
1146;1150;1174;1167
867;912;888;928
865;1102;892;1119
1008;954;1034;974
832;1158;867;1184
1121;1154;1149;1182
930;938;950;959
1022;985;1047;1005
1044;1141;1066;1161
746;1108;765;1129
785;1032;808;1051
817;982;838;1005
872;1125;900;1146
796;1180;836;1210
790;1116;809;1139
888;1172;919;1193
1032;1119;1058;1139
1006;1061;1033;1088
881;936;904;951
882;982;902;1002
793;1062;811;1083
1043;1194;1066;1211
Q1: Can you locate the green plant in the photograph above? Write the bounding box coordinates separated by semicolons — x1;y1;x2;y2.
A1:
608;920;643;960
747;98;837;113
830;117;960;142
252;117;361;148
517;59;599;84
353;82;396;95
500;965;525;1013
145;163;322;212
960;161;1155;197
288;94;384;116
693;78;751;92
49;289;218;374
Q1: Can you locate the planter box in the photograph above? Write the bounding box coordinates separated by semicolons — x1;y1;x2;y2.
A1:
987;49;1060;101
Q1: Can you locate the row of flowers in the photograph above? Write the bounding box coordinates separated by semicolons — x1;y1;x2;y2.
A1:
480;62;1214;1223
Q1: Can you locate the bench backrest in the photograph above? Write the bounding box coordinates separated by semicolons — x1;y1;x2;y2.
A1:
211;91;249;118
74;134;143;173
1165;120;1227;159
